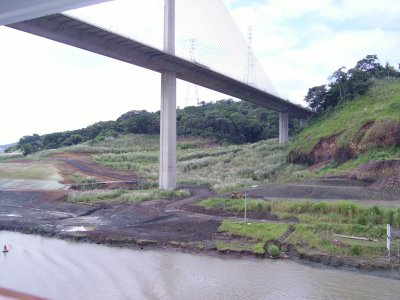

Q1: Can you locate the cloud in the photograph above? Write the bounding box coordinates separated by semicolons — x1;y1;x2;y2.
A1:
321;0;400;29
224;0;400;103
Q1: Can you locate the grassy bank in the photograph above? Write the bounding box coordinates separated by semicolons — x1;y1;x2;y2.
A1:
217;222;288;255
200;198;399;260
290;79;400;156
199;198;400;227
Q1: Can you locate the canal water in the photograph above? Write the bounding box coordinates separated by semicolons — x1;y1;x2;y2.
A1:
0;231;399;300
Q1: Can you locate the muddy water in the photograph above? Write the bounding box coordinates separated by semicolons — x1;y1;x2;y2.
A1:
0;232;399;300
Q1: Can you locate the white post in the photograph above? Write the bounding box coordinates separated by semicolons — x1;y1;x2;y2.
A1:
244;194;247;223
387;224;391;259
279;112;289;144
159;0;176;190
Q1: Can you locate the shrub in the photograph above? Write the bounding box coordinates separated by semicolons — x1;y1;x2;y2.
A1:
367;205;382;225
255;202;263;212
312;202;328;214
356;214;368;226
350;245;362;256
384;210;395;226
395;209;400;228
335;201;358;217
268;245;281;258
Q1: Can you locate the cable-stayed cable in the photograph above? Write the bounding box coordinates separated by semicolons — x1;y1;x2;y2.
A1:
64;0;280;98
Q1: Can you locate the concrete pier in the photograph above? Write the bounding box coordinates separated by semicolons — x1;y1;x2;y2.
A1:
159;0;176;190
279;112;289;144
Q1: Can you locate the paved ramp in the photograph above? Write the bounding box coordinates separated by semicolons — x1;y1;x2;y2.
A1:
0;162;67;190
0;178;66;190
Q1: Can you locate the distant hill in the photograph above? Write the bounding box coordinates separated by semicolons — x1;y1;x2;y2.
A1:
288;78;400;166
0;143;16;153
13;100;302;156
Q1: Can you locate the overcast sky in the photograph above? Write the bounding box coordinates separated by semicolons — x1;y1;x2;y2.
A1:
0;0;399;145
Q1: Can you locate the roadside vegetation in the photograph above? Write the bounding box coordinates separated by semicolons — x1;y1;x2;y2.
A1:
200;198;399;259
68;188;190;203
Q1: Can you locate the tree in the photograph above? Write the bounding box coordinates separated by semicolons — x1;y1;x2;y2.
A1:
304;85;327;112
18;134;43;156
353;55;383;77
384;62;399;77
304;55;400;113
329;66;348;103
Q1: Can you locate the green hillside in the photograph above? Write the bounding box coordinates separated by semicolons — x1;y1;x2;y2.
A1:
11;100;302;156
288;79;400;169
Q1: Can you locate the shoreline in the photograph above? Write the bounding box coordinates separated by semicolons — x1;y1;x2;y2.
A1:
1;222;399;281
0;185;399;281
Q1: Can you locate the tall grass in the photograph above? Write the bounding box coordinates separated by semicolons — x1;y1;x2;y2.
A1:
57;135;303;193
200;198;271;212
178;139;303;192
0;153;23;161
199;198;400;228
68;188;190;203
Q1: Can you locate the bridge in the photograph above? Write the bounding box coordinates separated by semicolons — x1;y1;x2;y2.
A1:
1;0;312;190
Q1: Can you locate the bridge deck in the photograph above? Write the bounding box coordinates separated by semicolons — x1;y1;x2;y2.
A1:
8;13;311;118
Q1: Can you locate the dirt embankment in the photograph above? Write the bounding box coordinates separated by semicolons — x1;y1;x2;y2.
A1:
290;119;400;166
288;119;400;191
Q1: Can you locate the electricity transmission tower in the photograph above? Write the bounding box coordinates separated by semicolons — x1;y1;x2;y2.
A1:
245;26;256;86
185;38;200;106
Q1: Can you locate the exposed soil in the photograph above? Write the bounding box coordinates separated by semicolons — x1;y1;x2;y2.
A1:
289;119;400;166
1;156;400;278
312;134;340;163
51;154;141;189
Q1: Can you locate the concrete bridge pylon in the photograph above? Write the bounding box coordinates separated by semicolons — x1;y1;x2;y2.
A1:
279;112;289;144
159;0;177;190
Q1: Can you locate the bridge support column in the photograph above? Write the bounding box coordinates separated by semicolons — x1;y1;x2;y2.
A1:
159;0;176;190
299;119;305;128
279;112;289;144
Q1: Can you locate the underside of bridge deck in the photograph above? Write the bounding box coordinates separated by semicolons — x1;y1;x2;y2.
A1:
8;13;312;119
